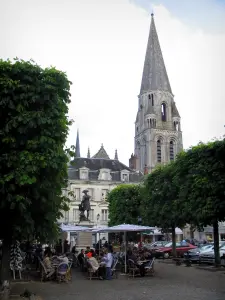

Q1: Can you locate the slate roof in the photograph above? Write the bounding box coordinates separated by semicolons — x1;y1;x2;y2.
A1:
92;144;110;159
140;14;172;95
68;157;143;183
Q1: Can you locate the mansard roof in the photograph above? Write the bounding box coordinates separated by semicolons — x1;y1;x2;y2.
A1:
68;157;143;182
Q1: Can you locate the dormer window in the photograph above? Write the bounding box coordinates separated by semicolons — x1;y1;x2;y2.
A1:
98;168;112;181
121;170;130;182
79;167;89;180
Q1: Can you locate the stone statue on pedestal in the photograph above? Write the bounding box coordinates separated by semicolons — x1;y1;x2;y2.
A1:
79;189;91;222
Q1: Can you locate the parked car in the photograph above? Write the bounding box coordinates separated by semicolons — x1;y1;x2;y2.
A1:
199;242;225;264
155;241;197;258
183;244;214;262
144;241;168;250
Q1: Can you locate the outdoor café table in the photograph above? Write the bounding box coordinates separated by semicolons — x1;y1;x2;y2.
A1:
137;260;151;264
136;260;152;277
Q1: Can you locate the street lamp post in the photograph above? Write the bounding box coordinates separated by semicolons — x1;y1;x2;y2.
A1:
96;213;100;244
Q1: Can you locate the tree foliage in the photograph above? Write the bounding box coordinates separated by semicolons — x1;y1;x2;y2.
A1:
142;162;186;256
0;59;72;243
108;184;143;226
108;139;225;263
174;140;225;264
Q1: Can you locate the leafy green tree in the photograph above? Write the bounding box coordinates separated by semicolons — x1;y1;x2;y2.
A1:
174;140;225;265
0;59;71;287
108;184;143;226
142;163;186;257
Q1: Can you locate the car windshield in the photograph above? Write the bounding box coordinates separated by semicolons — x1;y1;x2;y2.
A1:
201;245;212;250
164;242;186;247
164;242;172;247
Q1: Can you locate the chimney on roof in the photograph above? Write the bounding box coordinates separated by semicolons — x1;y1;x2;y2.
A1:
129;153;137;170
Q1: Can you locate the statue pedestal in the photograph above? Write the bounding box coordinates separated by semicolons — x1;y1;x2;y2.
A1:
76;220;95;227
75;220;95;249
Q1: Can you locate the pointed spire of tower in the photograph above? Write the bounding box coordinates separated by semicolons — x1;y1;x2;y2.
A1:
140;14;172;95
114;149;118;160
75;129;81;157
87;147;90;158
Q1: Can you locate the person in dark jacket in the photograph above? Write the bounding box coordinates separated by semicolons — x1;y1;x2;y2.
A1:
77;249;85;269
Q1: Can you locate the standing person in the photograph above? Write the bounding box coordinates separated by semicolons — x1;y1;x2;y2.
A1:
104;241;108;249
63;240;70;254
77;249;85;269
34;244;43;270
103;248;113;280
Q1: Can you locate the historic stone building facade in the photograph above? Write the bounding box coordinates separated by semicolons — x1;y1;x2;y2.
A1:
59;131;142;232
129;14;183;173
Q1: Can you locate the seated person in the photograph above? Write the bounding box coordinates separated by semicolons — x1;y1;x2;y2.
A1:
86;247;93;258
43;250;55;277
127;250;145;277
78;249;85;266
143;248;153;260
88;251;105;279
85;246;91;254
127;249;138;263
44;247;52;257
59;253;69;264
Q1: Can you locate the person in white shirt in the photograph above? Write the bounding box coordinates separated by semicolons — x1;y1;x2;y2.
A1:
103;248;113;280
59;254;69;264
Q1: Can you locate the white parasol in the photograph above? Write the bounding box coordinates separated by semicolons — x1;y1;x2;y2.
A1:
93;224;155;273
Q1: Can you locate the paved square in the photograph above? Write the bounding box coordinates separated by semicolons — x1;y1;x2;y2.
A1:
12;262;225;300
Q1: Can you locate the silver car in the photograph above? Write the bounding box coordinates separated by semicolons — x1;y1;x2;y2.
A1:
184;244;214;262
199;242;225;264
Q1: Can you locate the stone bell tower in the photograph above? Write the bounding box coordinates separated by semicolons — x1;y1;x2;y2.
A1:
132;14;183;173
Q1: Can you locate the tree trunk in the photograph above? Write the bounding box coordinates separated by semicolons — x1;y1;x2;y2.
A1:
171;226;177;257
213;221;220;266
0;240;11;300
190;224;195;239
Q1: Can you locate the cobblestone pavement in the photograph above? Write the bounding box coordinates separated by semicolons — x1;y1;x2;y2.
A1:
11;262;225;300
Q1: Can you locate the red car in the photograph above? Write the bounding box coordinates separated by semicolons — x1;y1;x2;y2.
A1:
154;242;197;259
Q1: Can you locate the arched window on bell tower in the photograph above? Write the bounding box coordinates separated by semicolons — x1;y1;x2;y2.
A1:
169;141;174;161
161;103;167;122
157;140;161;162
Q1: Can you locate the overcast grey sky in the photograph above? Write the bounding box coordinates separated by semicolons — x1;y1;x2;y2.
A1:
1;0;225;165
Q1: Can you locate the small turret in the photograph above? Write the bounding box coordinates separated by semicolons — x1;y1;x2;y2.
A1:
114;149;118;160
87;147;90;158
